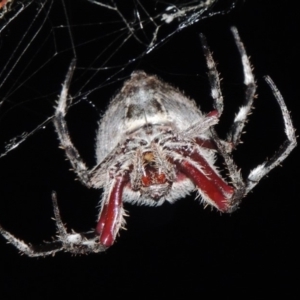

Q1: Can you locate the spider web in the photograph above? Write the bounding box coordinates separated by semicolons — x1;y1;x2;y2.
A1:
0;0;238;159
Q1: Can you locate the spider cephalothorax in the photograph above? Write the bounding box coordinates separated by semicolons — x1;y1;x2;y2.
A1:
0;27;296;256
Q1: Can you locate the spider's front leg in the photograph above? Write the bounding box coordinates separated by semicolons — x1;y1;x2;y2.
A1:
174;154;235;211
200;27;256;152
166;140;235;211
95;174;129;247
226;27;256;149
209;76;296;210
199;32;224;116
245;76;297;193
175;136;246;213
53;59;92;187
210;128;246;212
53;60;128;250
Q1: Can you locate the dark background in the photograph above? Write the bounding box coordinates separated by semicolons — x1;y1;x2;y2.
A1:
0;0;299;298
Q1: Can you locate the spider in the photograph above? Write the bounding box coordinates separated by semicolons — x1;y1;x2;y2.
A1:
0;27;296;256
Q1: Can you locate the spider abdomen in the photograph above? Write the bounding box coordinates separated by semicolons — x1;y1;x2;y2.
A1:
96;71;207;163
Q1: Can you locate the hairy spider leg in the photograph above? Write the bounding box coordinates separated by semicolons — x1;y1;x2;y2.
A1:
226;27;256;148
96;176;128;247
199;33;224;116
164;109;234;211
198;27;255;210
200;27;257;152
54;59;93;187
210;129;246;211
172;148;234;211
246;76;297;193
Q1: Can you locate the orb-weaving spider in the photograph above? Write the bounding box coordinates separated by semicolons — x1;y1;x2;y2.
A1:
0;27;296;256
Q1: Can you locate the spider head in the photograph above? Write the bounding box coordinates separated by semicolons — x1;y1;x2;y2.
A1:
131;150;173;201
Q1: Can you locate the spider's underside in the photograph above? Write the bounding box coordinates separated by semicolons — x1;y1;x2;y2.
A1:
0;27;296;256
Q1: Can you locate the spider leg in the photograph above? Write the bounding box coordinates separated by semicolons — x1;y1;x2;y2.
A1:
199;32;224;116
49;191;106;254
226;27;256;149
53;59;92;187
0;192;107;256
245;76;297;193
0;223;63;257
168;145;234;211
96;174;129;247
210;129;246;212
182;110;219;138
